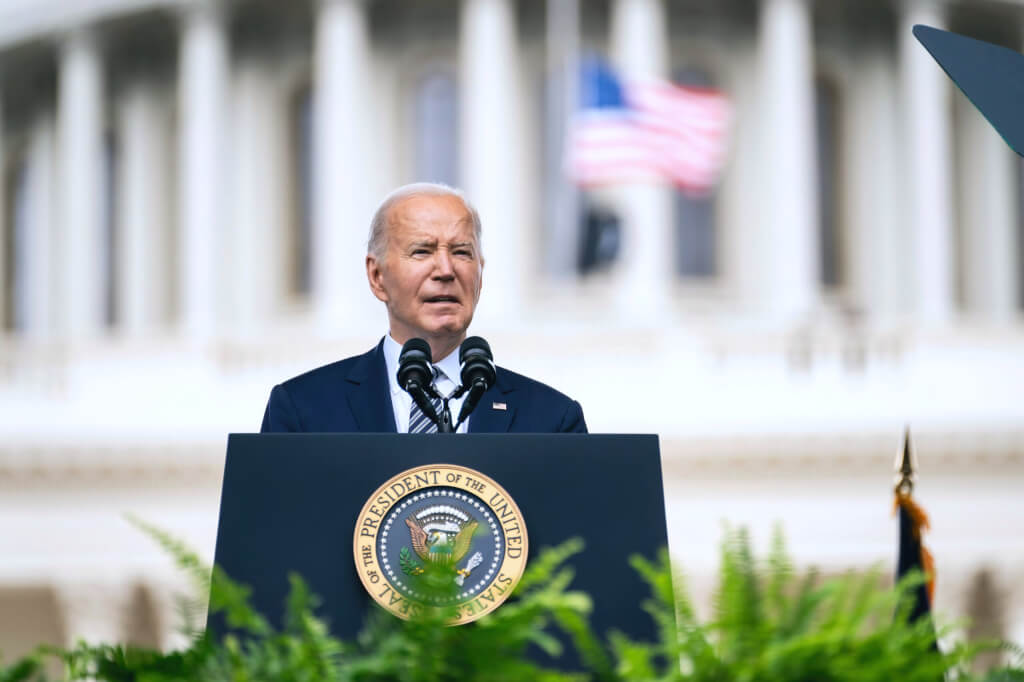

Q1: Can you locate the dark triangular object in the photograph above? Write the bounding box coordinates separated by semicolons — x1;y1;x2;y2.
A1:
914;24;1024;157
896;503;932;624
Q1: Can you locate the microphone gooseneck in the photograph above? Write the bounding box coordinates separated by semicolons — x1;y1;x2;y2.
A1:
455;336;496;428
397;338;442;429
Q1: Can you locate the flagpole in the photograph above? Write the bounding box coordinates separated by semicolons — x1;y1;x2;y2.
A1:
895;426;915;495
894;426;936;626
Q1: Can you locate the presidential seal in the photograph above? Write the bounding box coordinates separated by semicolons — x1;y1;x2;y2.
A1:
353;464;527;625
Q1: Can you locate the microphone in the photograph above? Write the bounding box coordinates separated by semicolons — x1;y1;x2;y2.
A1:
455;336;496;428
397;338;442;429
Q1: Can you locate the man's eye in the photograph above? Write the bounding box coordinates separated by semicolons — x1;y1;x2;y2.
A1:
412;249;430;256
454;249;473;258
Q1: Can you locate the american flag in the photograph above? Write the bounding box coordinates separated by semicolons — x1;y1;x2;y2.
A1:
565;57;732;195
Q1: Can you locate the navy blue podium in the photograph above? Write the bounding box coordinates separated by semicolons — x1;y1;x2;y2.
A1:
210;433;669;651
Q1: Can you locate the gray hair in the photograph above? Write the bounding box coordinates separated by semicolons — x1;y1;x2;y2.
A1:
367;182;483;263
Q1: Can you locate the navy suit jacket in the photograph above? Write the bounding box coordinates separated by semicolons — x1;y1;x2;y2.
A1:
260;340;587;433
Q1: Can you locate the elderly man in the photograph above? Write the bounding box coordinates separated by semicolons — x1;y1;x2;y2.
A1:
260;183;587;434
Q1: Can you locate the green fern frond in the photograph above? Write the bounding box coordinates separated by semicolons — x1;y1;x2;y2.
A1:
0;651;45;682
124;514;211;593
515;538;585;592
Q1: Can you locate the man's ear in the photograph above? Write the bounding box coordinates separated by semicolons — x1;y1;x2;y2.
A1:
366;255;389;303
474;256;484;300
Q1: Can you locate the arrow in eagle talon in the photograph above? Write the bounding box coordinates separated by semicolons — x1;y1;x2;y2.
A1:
455;551;484;586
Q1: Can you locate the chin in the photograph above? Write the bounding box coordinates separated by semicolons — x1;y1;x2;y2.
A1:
422;320;469;338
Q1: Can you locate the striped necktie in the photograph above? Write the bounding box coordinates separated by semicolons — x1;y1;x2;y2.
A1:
408;367;445;434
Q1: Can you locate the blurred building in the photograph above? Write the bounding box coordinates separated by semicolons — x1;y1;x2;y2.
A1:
0;0;1023;659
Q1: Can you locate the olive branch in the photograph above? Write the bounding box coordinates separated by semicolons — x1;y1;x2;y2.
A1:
399;546;424;576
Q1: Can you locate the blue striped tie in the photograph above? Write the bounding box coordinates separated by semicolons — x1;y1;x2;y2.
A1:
408;368;445;434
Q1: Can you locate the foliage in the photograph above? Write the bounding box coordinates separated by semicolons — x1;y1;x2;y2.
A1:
1;523;1020;681
610;525;980;682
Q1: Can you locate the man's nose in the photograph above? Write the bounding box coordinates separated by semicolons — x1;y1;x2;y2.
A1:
433;249;455;278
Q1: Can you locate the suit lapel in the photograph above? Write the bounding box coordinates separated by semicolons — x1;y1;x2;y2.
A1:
345;340;398;433
468;369;517;433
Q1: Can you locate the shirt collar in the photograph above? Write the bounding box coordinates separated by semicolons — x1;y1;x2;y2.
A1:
433;345;461;390
382;334;403;397
382;334;461;395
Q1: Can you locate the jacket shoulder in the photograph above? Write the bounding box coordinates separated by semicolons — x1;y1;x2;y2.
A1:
494;366;586;433
496;366;576;405
261;345;383;433
277;353;365;393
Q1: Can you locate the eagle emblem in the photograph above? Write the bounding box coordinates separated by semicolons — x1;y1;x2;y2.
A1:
354;464;529;624
400;505;483;586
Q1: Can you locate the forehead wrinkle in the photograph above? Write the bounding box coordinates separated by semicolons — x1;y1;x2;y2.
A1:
408;237;438;247
385;197;478;252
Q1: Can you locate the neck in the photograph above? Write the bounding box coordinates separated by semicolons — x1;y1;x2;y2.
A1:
428;338;461;362
389;329;463;363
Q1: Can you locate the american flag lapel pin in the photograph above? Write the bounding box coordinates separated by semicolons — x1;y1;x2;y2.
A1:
492;402;507;411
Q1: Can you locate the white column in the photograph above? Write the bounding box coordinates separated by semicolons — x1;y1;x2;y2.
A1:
609;0;673;323
900;0;954;324
228;61;288;333
19;116;57;338
178;1;229;341
58;28;106;338
116;82;173;334
956;96;1018;322
757;0;818;319
845;52;901;319
313;0;376;332
459;0;523;324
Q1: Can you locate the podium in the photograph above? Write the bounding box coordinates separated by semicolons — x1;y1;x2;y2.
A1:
211;433;669;649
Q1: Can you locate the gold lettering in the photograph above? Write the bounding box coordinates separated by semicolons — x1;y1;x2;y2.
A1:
489;496;517;523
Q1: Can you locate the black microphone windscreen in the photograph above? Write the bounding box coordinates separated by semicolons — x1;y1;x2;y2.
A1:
398;338;433;391
401;337;432;359
459;336;495;392
459;336;492;364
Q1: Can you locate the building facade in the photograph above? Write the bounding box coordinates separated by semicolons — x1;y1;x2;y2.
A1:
0;0;1023;659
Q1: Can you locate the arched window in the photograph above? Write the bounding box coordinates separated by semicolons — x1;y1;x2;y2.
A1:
673;66;718;278
2;150;26;331
288;84;313;297
815;75;843;289
3;144;29;332
102;129;117;327
413;68;459;186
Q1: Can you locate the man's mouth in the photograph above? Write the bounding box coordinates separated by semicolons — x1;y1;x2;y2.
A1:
424;295;459;304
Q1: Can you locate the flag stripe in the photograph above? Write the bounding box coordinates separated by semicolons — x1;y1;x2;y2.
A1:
566;60;732;191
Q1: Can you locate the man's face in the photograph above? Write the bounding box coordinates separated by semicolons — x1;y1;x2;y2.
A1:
366;194;483;350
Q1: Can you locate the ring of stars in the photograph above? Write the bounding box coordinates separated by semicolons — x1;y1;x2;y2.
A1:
378;487;504;603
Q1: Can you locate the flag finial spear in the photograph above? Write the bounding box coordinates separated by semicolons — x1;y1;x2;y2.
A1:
895;426;915;495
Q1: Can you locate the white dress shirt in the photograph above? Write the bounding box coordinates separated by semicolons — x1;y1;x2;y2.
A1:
382;334;469;433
